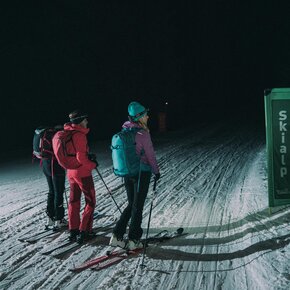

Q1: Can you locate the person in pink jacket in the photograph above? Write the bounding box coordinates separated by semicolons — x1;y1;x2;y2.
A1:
109;101;160;250
64;110;97;244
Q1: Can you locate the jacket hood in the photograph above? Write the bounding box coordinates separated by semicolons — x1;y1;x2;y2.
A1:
122;121;142;129
64;122;90;134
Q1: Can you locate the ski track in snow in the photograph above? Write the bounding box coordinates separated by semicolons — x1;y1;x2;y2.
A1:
1;123;290;289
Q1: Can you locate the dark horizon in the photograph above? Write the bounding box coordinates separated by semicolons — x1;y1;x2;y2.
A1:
1;1;290;154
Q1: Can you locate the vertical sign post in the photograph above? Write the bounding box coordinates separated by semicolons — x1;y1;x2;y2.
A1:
265;88;290;207
158;112;167;133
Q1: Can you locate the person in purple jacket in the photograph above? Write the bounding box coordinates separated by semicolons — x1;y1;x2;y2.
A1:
109;101;160;250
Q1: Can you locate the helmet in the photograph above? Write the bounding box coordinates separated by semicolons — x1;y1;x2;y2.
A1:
128;101;148;121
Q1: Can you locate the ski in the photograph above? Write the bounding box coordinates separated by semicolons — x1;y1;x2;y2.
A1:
41;238;74;255
18;211;103;244
70;248;143;272
143;227;184;245
69;227;184;272
18;228;61;243
91;248;143;271
51;241;84;258
46;222;115;258
51;232;105;259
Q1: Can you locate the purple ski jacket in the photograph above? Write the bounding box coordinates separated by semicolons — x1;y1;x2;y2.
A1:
122;121;159;175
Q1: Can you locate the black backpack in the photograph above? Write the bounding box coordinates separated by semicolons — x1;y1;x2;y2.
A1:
33;127;56;159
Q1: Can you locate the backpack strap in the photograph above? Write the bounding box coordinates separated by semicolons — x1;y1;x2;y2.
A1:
121;127;141;133
123;127;144;191
63;130;78;157
51;158;54;177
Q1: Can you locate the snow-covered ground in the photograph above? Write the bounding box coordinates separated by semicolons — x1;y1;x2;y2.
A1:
1;122;290;290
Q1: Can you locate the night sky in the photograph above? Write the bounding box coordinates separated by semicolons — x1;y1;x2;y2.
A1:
1;1;290;155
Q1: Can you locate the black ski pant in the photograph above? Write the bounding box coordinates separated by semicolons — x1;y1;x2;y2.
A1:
113;171;151;241
44;173;66;221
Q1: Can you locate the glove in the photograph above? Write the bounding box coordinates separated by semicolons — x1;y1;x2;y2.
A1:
88;153;99;167
154;173;161;181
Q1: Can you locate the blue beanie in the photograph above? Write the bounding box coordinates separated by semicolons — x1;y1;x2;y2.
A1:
128;102;148;121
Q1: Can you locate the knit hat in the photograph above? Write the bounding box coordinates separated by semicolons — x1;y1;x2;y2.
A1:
128;101;148;121
69;110;88;124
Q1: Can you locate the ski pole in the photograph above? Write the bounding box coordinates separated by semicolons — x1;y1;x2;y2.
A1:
95;168;122;214
140;178;157;268
64;187;69;209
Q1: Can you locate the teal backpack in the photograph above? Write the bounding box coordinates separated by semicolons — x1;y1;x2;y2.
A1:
111;128;141;177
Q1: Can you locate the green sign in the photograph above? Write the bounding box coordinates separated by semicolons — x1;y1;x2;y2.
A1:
265;88;290;207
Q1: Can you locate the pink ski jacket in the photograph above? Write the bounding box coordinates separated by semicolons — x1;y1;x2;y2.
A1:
64;123;96;178
122;121;159;175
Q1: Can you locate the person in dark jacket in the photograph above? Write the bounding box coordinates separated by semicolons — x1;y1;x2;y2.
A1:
42;158;67;229
109;101;160;250
64;110;98;244
38;126;67;229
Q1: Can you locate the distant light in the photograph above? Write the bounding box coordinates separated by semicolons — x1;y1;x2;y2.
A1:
165;102;168;105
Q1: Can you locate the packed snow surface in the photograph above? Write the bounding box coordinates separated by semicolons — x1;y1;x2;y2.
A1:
1;123;290;290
